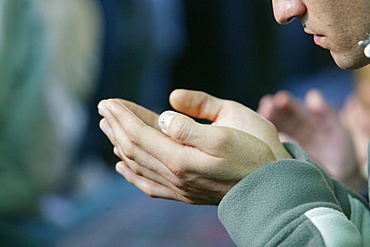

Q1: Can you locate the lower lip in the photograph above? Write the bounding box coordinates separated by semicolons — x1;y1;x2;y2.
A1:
314;35;325;47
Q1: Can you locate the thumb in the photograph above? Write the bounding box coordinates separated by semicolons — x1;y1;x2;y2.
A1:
159;110;280;163
159;110;220;150
169;89;224;121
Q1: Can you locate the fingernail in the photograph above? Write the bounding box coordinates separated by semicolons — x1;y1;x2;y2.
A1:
115;162;125;174
158;111;175;134
100;118;111;135
98;100;107;116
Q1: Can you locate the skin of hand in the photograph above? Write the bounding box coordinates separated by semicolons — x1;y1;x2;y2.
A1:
98;89;291;205
257;89;367;192
340;95;370;180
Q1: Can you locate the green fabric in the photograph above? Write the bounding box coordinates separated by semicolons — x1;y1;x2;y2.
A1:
304;207;361;247
218;143;369;246
348;196;370;245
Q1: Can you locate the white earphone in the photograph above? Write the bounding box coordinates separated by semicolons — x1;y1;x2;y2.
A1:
358;34;370;58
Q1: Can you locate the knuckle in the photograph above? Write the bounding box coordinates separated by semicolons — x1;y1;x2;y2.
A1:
211;129;234;150
127;125;149;147
168;163;188;181
170;117;193;143
147;193;161;199
127;129;141;146
171;178;186;190
124;174;135;185
121;143;136;161
130;164;141;176
143;186;159;199
169;173;190;192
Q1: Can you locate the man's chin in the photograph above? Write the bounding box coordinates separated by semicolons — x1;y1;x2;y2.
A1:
331;51;370;70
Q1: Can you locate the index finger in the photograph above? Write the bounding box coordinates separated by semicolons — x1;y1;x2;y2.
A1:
114;98;161;131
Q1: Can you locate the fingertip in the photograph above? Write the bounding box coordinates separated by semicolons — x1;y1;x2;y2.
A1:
257;95;274;117
305;89;328;113
97;100;108;116
169;89;187;103
113;146;122;159
159;111;199;144
306;88;323;99
274;90;294;109
103;98;129;114
158;111;176;134
258;94;273;104
97;99;105;108
99;118;111;136
170;88;183;96
258;91;294;118
115;161;127;174
169;89;192;109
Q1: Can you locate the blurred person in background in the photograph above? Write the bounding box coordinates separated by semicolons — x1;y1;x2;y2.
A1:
257;66;370;198
0;0;101;245
341;65;370;181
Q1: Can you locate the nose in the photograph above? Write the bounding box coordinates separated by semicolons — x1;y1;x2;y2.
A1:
272;0;306;25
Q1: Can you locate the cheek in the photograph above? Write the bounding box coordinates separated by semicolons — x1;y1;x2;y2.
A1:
327;27;364;69
328;24;360;53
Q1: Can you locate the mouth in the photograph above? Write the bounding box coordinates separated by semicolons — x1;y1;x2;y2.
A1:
303;26;329;49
